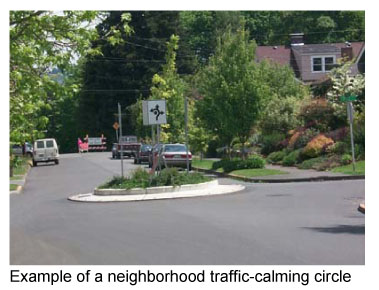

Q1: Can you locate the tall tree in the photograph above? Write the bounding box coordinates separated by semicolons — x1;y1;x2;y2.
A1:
196;26;269;158
77;11;185;142
9;11;130;148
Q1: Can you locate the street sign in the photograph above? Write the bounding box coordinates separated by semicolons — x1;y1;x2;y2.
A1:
340;94;357;102
142;100;167;125
113;122;119;130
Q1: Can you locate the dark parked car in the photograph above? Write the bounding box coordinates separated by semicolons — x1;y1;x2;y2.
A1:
134;144;152;164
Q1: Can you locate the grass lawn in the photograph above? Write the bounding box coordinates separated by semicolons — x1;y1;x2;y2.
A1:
192;158;215;170
10;175;23;181
331;160;365;175
10;184;18;191
230;168;289;177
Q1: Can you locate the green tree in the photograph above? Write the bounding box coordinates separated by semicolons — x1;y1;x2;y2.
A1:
149;35;187;143
326;60;365;117
196;27;269;159
128;35;188;144
10;11;130;147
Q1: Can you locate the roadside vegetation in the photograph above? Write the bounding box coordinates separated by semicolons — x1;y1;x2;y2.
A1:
10;156;31;177
99;168;212;189
331;160;365;175
10;11;364;178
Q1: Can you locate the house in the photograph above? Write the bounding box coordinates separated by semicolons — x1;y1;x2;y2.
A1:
255;33;365;85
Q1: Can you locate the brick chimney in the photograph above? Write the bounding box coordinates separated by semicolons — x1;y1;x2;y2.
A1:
341;46;353;61
290;33;304;46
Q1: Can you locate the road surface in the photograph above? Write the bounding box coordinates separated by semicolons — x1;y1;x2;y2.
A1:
10;152;365;265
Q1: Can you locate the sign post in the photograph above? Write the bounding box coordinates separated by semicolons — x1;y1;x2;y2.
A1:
184;95;190;173
340;94;357;173
142;100;167;174
118;103;124;178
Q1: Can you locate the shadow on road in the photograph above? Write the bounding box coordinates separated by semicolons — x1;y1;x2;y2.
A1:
302;224;365;235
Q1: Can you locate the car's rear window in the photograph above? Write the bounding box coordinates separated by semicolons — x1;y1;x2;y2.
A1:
36;141;45;149
46;140;54;148
164;145;187;152
141;145;152;152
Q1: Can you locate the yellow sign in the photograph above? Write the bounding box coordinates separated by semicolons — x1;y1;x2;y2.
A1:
113;122;119;130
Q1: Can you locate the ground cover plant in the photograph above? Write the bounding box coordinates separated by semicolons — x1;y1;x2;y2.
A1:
99;168;212;189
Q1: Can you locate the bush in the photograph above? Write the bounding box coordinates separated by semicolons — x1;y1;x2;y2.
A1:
260;133;285;155
292;128;320;150
99;168;212;189
298;156;328;169
341;154;352;165
267;150;287;164
299;98;344;131
328;141;348;155
303;134;334;158
282;149;302;166
325;127;349;142
213;156;265;173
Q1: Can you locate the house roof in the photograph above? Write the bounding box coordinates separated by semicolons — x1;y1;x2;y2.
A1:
255;42;364;66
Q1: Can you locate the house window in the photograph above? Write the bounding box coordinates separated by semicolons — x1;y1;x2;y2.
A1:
312;56;336;72
324;57;335;71
312;58;322;72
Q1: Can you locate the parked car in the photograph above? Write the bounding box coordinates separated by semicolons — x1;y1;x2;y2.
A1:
11;142;33;158
113;135;141;159
134;144;152;164
158;144;192;170
148;143;163;168
32;138;59;166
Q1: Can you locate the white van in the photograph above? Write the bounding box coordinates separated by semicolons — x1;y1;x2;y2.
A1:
33;138;59;166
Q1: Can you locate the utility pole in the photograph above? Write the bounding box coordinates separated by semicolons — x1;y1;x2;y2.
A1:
347;101;356;172
118;103;124;177
184;95;190;173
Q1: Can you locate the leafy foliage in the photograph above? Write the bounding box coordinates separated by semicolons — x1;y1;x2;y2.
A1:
99;168;211;189
303;134;334;158
196;26;269;155
212;156;265;173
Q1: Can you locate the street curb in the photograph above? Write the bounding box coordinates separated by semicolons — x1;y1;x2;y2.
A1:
10;185;23;195
68;180;245;203
94;180;219;196
193;167;365;183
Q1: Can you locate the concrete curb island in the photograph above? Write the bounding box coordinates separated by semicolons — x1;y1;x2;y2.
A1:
68;180;245;203
194;167;365;183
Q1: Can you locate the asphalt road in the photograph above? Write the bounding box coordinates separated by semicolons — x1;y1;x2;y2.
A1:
10;152;365;265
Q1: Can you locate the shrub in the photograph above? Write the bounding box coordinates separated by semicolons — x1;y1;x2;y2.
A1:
303;134;334;158
298;156;328;169
213;156;265;173
260;133;285;155
341;154;352;165
282;149;302;166
100;168;212;189
292;128;320;149
267;150;287;164
325;127;349;142
327;141;348;155
355;144;365;160
299;98;344;131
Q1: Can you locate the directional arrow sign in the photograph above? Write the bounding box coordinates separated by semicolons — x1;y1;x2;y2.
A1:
142;100;167;125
